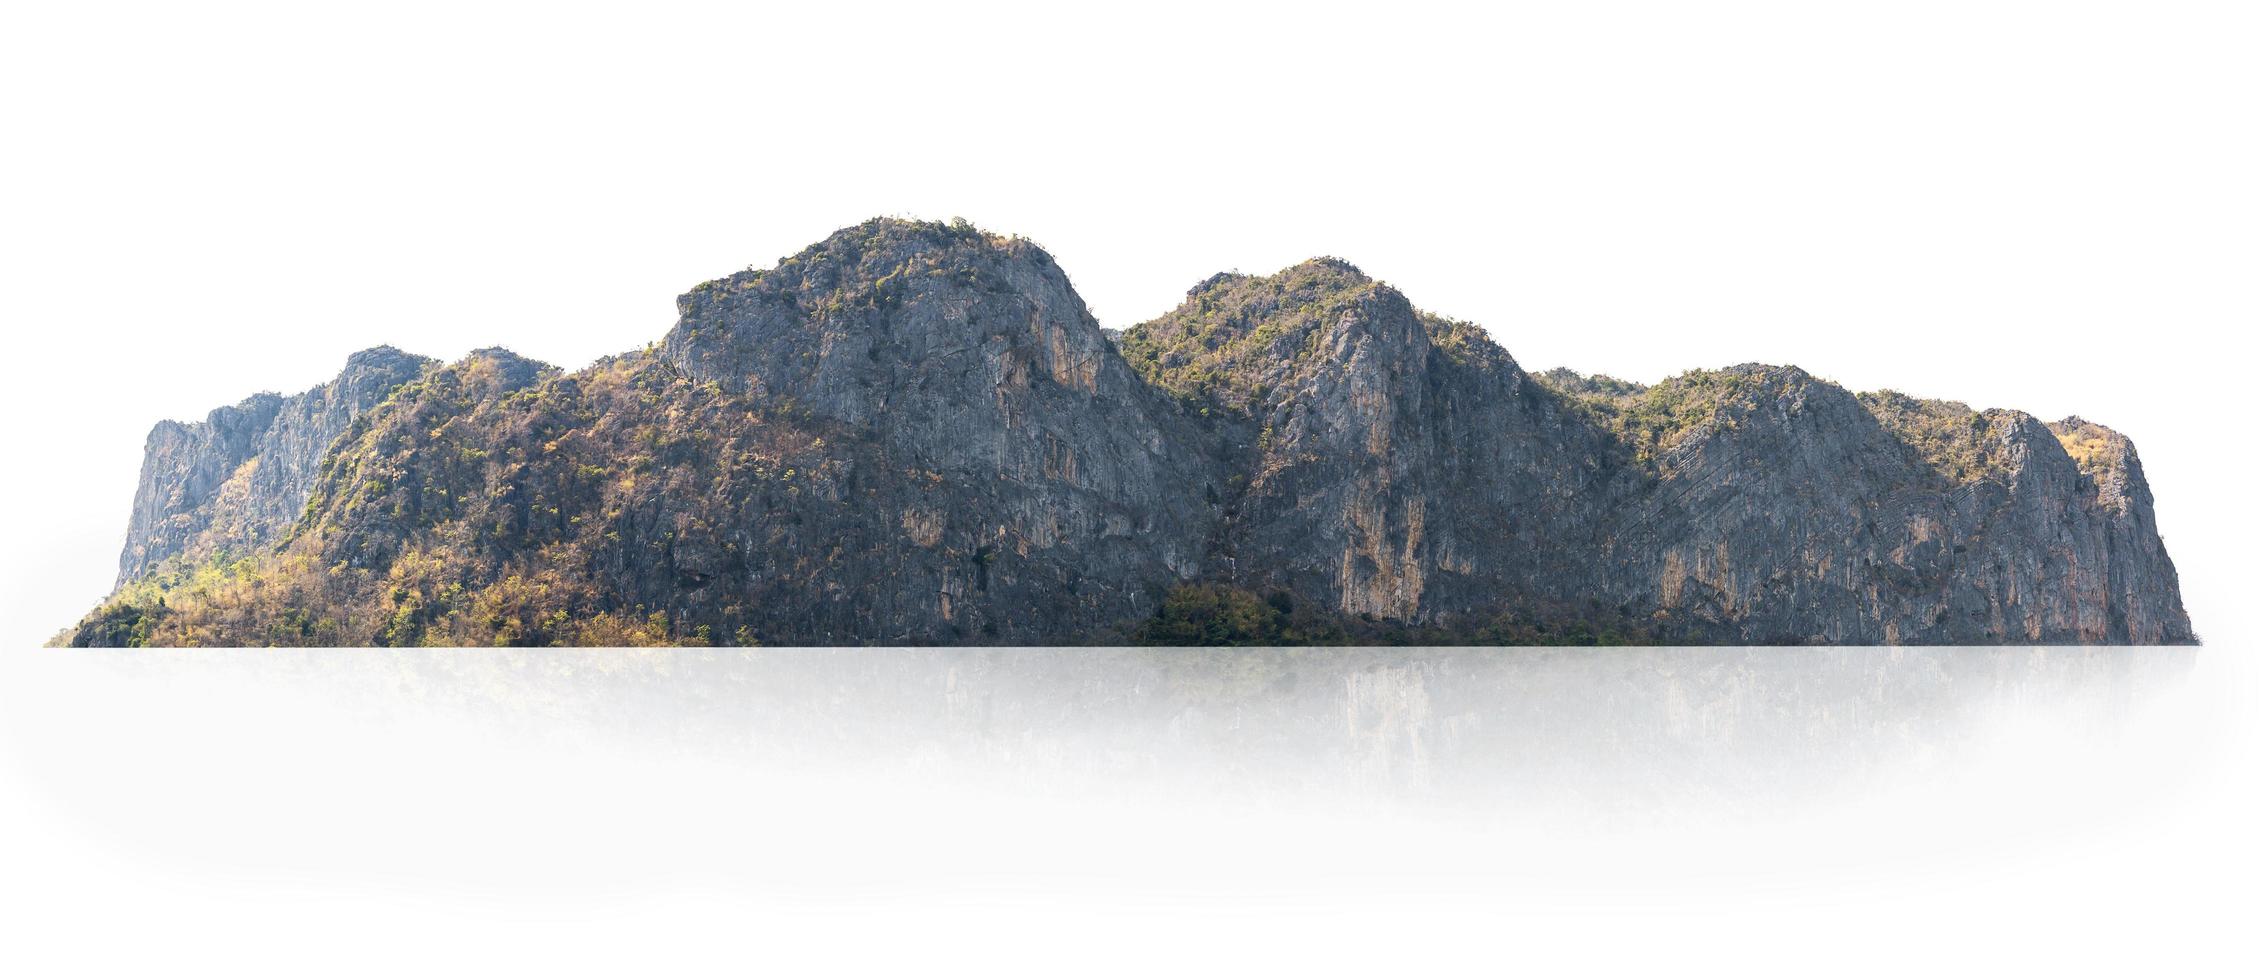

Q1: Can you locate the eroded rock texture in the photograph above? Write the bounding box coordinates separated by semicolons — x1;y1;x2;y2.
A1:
114;346;433;585
1118;260;1619;625
74;218;2193;646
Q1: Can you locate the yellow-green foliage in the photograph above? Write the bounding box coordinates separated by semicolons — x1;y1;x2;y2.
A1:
706;216;1030;312
2049;418;2126;477
1133;584;1307;646
1116;260;1517;436
1533;367;1645;401
68;350;823;648
1858;390;2022;485
1117;260;1388;413
1543;366;1783;467
1132;583;1660;646
69;547;709;648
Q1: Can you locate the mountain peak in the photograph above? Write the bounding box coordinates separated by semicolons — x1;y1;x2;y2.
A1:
659;217;1116;432
450;347;552;395
1288;255;1371;281
343;345;429;372
1118;256;1423;416
829;214;1012;249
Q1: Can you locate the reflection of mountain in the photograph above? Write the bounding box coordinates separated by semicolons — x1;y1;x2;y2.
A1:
97;646;2197;812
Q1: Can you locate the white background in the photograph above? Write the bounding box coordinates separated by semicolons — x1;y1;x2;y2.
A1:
1;1;2255;976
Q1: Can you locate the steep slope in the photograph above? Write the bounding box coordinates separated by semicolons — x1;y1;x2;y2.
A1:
64;218;2194;646
1543;371;2194;643
2046;417;2190;643
1123;264;2190;644
1547;365;1950;643
114;346;434;585
76;220;1217;646
653;218;1218;641
1118;260;1622;631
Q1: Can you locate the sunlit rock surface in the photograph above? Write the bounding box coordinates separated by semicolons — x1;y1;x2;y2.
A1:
115;346;434;586
75;219;2193;645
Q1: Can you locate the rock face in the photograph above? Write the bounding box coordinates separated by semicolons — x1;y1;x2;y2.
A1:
70;218;2195;646
651;219;1216;641
114;346;433;585
1118;260;1619;625
1569;369;2199;644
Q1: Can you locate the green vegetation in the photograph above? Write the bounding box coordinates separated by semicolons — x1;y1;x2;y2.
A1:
1131;584;1336;645
1858;390;2023;485
65;214;2187;649
678;216;1058;335
1133;583;1663;647
2049;417;2128;479
1115;259;1521;449
1117;259;1389;415
1540;365;1789;467
1539;369;2053;486
69;350;831;648
1533;367;1645;401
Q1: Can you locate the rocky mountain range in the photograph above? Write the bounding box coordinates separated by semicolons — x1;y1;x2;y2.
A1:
65;218;2195;646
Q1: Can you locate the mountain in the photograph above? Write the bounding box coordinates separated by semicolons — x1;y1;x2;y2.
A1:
64;218;2195;646
1118;259;1621;628
112;346;435;587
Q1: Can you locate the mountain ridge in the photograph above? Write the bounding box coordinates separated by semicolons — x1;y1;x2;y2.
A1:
66;217;2195;646
112;344;437;587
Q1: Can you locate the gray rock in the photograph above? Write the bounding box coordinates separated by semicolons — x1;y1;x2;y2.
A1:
115;346;433;585
655;218;1218;642
76;219;2194;645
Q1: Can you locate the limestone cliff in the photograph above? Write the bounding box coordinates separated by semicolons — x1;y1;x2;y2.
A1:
652;218;1217;641
67;219;2194;646
113;346;433;586
1118;260;1618;626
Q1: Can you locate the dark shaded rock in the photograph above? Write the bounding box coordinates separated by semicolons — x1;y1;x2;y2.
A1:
1118;259;1618;625
655;218;1217;641
71;219;2194;646
1545;367;2195;643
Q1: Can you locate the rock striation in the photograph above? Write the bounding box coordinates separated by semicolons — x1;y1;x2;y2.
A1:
114;346;434;586
651;220;1217;641
69;219;2195;646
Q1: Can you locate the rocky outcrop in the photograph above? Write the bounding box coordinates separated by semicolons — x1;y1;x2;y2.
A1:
652;219;1217;640
114;346;433;585
70;218;2194;646
1118;260;1618;625
1512;369;2199;644
1124;271;2194;645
